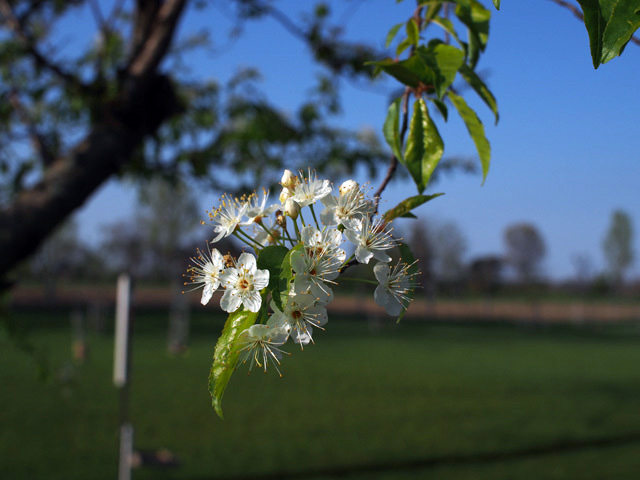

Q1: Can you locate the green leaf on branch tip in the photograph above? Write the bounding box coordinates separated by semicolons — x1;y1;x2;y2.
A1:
257;245;289;291
383;98;403;162
406;18;420;47
385;22;403;48
402;99;444;193
455;0;491;68
383;193;444;223
447;91;491;183
577;0;640;68
209;308;260;419
459;64;498;124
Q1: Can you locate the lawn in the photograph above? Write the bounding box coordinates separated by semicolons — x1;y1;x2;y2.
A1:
2;309;640;479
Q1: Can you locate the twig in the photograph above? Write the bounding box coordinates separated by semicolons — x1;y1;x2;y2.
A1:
0;0;89;92
373;86;412;213
8;90;55;166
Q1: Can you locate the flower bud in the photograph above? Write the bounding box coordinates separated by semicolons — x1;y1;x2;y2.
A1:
267;230;281;244
339;179;359;196
280;169;299;190
279;187;293;204
276;212;287;228
284;198;300;220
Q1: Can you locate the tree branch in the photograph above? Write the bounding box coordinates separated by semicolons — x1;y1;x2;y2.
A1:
0;0;89;92
0;0;189;283
128;0;187;79
8;89;55;167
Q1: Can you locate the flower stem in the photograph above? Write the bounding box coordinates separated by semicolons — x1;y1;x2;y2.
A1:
338;277;378;286
234;229;265;251
309;204;321;229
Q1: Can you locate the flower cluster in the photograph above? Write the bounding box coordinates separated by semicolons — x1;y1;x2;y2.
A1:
186;169;419;375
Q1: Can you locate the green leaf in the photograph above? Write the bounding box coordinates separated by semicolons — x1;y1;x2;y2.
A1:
383;98;403;162
492;0;500;9
383;193;445;222
406;18;420;47
275;243;302;310
428;97;448;121
368;58;421;87
455;0;491;68
396;37;413;56
416;43;465;99
459;64;499;124
385;22;404;48
577;0;640;67
209;308;260;419
431;16;466;50
371;43;464;95
447;91;491;183
257;245;289;291
403;99;444;193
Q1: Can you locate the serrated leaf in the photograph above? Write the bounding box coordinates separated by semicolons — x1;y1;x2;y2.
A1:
257;245;289;291
431;16;465;51
368;58;421;87
428;97;448;121
578;0;640;67
403;99;444;193
416;43;465;99
396;37;413;57
406;18;420;47
459;64;499;124
386;22;403;48
209;308;260;419
383;98;403;161
383;193;444;223
455;0;491;68
447;91;490;183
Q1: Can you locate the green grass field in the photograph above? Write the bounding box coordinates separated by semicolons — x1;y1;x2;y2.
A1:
2;310;640;479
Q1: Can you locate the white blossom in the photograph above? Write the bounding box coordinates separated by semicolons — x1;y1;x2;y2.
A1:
269;294;328;347
320;184;374;231
219;253;269;313
236;324;289;375
184;246;225;305
242;189;279;225
373;261;419;316
208;194;248;243
292;169;332;207
344;216;396;264
291;226;345;302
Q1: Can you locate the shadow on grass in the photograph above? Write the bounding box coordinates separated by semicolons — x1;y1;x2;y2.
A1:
199;431;640;480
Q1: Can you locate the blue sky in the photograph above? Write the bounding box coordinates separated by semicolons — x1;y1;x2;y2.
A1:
74;0;640;280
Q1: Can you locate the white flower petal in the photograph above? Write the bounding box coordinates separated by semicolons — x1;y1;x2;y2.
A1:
355;245;374;264
220;289;242;312
237;252;257;273
242;291;262;312
253;269;270;290
201;283;215;305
